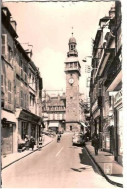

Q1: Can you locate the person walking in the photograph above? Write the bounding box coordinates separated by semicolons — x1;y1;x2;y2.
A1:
38;136;43;150
57;134;61;143
29;136;35;151
93;134;99;155
25;135;29;150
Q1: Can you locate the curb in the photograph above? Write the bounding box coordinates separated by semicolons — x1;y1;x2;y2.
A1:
2;139;54;170
85;146;123;188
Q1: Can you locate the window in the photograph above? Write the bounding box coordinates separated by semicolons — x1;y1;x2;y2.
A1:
8;46;13;63
57;113;60;120
70;63;73;68
23;64;27;73
21;68;23;78
20;90;24;107
32;96;35;106
21;122;28;139
62;113;64;120
71;45;73;50
32;76;34;83
8;80;11;91
70;126;72;131
2;34;7;58
74;62;77;68
24;94;27;108
8;80;11;104
24;73;27;82
29;73;31;79
1;75;3;86
8;92;11;104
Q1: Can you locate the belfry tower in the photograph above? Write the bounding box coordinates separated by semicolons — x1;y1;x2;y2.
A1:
64;33;81;132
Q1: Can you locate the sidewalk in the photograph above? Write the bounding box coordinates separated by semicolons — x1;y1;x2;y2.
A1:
2;135;54;170
85;141;123;188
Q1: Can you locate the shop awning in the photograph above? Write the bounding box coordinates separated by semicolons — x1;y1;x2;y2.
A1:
107;70;122;91
1;110;17;123
48;122;59;128
80;122;87;127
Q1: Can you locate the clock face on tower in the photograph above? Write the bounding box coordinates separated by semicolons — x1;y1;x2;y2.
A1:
69;78;74;84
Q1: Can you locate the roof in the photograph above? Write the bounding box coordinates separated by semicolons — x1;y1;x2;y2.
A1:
69;37;76;44
99;16;110;25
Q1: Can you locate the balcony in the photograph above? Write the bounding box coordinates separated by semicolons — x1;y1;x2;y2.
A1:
104;55;121;88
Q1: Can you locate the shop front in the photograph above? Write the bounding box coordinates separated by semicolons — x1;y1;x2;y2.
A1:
102;119;111;152
17;109;42;145
1;110;17;155
48;121;59;133
114;90;123;165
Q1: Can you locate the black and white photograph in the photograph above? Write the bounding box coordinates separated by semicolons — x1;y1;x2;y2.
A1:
0;0;126;189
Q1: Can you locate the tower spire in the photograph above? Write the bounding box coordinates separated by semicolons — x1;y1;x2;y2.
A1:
72;26;73;37
67;27;78;57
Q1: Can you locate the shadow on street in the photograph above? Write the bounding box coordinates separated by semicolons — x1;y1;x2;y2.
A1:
78;146;101;175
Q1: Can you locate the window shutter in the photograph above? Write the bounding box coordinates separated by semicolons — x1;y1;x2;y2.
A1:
1;75;3;86
2;34;7;58
8;92;11;103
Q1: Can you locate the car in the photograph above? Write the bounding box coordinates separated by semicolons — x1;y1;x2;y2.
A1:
72;133;85;146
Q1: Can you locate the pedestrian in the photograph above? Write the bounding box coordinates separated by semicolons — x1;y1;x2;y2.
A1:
38;135;43;150
29;136;35;151
57;134;61;142
25;135;29;150
93;134;99;155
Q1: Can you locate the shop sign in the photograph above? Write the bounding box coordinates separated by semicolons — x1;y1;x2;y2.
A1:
114;90;122;106
19;111;40;123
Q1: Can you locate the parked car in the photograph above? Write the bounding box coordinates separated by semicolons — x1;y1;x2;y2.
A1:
72;133;85;146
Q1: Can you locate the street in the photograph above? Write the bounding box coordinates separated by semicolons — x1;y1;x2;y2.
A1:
2;133;116;188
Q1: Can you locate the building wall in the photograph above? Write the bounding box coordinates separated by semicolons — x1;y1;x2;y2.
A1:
42;94;66;133
89;3;122;164
1;7;43;155
66;123;80;132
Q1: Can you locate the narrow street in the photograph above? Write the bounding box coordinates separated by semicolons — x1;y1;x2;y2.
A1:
2;133;115;188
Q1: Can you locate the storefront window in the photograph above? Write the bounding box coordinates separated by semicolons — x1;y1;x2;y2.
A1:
31;124;36;138
117;108;123;156
21;122;28;139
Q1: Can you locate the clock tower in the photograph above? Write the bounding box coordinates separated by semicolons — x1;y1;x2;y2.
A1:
65;34;81;132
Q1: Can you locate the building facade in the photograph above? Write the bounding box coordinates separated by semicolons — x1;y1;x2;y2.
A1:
42;93;66;133
1;7;43;155
89;2;122;165
64;35;81;132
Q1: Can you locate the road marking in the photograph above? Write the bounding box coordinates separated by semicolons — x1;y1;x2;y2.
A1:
56;147;63;157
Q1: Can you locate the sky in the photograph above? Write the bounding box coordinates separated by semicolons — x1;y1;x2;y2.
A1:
3;0;114;96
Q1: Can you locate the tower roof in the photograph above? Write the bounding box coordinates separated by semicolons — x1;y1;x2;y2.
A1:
69;36;76;44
